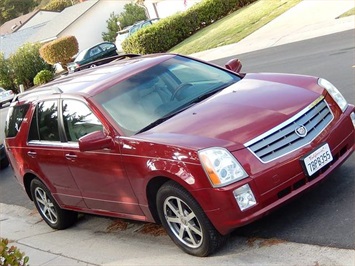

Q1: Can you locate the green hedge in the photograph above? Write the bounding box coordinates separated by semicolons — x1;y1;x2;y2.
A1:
122;0;256;54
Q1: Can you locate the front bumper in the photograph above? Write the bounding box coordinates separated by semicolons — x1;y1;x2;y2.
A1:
192;105;355;235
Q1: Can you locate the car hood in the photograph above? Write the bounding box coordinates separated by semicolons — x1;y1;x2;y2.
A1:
141;73;323;151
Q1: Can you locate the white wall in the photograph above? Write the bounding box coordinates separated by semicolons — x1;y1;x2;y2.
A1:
59;0;130;51
144;0;202;19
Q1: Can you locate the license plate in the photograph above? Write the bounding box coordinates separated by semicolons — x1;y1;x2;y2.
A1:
302;143;333;176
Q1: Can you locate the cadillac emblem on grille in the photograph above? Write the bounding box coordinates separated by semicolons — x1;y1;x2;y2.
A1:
295;125;308;137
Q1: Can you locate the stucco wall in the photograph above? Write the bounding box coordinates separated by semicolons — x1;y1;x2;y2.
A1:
144;0;202;19
59;0;130;51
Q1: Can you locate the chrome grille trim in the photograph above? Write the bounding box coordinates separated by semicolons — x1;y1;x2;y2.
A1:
245;96;334;163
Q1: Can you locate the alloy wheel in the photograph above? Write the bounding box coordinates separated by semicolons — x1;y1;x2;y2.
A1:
34;186;58;224
163;196;203;249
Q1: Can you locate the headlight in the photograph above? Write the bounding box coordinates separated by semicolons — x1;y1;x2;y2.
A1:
198;147;248;187
318;78;348;112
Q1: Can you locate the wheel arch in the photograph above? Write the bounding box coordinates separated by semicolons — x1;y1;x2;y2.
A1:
23;172;37;201
146;176;170;224
145;174;204;224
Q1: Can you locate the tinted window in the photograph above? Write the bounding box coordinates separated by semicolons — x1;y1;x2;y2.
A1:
89;47;102;57
62;100;103;142
99;43;115;50
28;100;59;141
5;104;30;137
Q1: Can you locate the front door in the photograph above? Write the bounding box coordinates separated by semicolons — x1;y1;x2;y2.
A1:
61;99;143;216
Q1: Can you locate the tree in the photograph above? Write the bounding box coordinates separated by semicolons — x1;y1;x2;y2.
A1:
102;12;119;42
0;0;37;25
102;3;147;43
118;3;147;29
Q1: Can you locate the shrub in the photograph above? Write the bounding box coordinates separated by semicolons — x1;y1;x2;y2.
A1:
39;36;79;68
0;238;29;266
122;0;257;54
34;70;54;86
9;43;52;89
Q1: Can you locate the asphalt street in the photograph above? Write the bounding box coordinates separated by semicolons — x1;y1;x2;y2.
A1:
1;30;354;251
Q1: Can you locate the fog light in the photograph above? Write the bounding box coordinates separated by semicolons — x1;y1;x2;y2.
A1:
233;184;256;211
351;112;355;127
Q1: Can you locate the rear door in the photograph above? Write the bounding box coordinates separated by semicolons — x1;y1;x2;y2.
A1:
25;100;84;207
61;99;143;216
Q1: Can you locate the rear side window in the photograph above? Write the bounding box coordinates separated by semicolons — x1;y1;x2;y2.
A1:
28;100;60;141
5;104;30;137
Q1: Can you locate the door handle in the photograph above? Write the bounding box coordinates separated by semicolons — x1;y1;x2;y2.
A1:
27;151;37;158
65;154;77;160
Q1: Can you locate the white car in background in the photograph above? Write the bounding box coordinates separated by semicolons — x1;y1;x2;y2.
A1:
0;87;15;108
115;18;159;53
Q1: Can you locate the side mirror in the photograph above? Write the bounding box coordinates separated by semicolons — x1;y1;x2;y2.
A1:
79;131;113;152
225;58;242;73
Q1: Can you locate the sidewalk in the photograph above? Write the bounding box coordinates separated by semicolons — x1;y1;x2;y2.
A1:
1;203;354;266
1;1;355;265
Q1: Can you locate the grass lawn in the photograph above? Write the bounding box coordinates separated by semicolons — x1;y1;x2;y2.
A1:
338;7;355;18
170;0;302;55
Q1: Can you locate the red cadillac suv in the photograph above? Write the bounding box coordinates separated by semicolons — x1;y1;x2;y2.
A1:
4;54;355;256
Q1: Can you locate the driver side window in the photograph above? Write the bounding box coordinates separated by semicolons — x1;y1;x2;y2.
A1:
62;100;103;142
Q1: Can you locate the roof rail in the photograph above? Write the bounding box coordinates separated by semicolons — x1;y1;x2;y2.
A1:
12;86;63;102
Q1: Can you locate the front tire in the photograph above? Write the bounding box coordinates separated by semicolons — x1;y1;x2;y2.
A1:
156;181;226;256
30;179;77;229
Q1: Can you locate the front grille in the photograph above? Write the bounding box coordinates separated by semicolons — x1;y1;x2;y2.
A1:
245;98;333;163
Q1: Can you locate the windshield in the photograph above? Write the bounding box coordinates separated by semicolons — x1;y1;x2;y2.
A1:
74;48;89;62
116;32;128;43
94;55;241;136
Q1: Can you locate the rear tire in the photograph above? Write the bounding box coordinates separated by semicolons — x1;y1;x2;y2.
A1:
30;179;77;229
156;181;226;256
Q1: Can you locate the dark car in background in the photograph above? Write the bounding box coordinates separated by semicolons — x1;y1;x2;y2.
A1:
4;53;355;257
67;42;118;73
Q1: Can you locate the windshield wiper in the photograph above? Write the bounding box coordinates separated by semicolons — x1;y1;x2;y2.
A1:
136;107;188;134
187;80;236;105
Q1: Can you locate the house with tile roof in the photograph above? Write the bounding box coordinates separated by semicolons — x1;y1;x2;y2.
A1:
28;0;131;51
0;10;59;58
0;10;59;35
1;0;130;58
